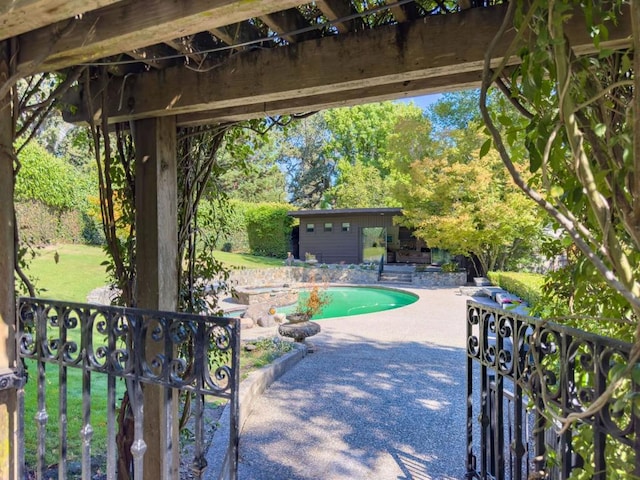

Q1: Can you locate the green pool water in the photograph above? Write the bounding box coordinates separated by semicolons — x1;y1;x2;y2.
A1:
280;286;418;320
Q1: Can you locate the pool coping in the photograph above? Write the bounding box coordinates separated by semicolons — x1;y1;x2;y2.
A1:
220;282;419;317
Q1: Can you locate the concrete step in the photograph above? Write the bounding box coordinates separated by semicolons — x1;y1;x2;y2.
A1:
379;273;413;283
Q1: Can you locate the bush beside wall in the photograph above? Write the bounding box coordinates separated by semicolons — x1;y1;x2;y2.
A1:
206;200;294;256
15;201;104;246
487;271;544;307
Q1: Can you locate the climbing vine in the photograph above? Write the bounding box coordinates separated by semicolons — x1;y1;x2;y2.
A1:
480;1;638;476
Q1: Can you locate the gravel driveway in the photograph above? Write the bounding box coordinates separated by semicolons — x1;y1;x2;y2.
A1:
236;286;470;480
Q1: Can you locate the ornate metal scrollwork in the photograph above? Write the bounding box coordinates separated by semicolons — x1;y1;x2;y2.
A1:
18;297;240;396
466;300;638;480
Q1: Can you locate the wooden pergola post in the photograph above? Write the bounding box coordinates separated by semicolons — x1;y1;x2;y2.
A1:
0;40;19;480
134;116;180;479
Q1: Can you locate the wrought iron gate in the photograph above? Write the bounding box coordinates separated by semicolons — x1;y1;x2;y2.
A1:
16;297;240;480
466;300;639;479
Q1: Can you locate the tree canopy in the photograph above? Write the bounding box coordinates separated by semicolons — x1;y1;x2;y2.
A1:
394;126;543;275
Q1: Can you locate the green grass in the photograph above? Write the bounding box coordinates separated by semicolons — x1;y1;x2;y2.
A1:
24;245;282;304
23;361;126;468
212;250;284;269
27;244;109;302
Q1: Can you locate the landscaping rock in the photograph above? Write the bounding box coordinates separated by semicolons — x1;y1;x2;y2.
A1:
244;303;272;322
240;317;255;329
257;315;277;327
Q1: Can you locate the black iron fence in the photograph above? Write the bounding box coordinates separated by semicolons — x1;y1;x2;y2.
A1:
466;300;640;480
17;297;240;480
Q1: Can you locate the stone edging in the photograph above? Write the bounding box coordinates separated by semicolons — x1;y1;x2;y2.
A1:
206;342;308;480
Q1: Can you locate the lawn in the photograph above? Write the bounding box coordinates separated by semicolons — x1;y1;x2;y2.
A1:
211;250;284;269
27;244;109;302
25;245;281;304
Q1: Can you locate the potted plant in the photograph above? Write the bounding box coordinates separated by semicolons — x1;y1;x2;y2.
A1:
280;284;328;344
304;252;318;265
286;284;329;323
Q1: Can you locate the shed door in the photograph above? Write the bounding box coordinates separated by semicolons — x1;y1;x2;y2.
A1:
361;227;386;263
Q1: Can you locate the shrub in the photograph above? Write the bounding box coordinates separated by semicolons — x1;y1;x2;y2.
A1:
15;141;86;210
14;141;99;246
244;203;294;258
441;261;459;272
200;199;250;253
487;271;544;308
15;200;88;246
81;212;106;245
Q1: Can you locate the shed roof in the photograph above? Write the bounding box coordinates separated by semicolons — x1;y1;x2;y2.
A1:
289;207;403;218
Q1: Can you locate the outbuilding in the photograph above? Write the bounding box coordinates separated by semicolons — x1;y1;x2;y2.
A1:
289;208;448;265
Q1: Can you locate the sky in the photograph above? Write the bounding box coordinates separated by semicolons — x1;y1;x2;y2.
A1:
396;93;443;111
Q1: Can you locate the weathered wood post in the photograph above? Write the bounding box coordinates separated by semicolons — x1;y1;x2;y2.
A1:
0;40;19;480
134;116;180;479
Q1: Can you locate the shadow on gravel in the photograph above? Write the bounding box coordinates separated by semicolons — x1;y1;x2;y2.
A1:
237;333;467;479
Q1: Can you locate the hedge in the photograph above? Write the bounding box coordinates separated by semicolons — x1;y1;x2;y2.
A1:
199;199;294;257
15;200;103;246
244;203;294;258
487;271;545;308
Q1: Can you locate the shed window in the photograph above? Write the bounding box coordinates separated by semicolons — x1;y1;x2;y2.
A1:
324;222;333;232
342;222;350;232
306;223;315;233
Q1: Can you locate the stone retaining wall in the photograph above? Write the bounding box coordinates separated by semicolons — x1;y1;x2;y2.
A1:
228;266;464;288
300;267;379;284
413;271;467;287
228;267;300;287
234;286;298;306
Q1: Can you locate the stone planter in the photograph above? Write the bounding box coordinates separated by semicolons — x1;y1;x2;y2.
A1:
278;321;321;343
285;312;310;324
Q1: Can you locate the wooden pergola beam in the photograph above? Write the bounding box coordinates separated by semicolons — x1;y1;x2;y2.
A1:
176;71;482;125
0;0;123;41
126;44;175;70
385;0;419;24
64;3;632;125
210;23;263;50
16;0;305;73
315;0;358;33
65;6;514;123
164;37;206;64
0;40;18;480
260;9;318;43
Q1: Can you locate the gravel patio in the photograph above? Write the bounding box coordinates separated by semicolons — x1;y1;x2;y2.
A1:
234;286;470;479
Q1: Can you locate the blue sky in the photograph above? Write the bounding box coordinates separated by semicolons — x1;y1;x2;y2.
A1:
396;93;443;111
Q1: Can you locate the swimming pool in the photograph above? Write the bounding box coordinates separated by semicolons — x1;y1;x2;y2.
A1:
281;286;418;319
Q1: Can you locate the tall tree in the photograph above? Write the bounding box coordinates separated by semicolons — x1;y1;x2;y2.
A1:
217;129;287;203
329;159;387;208
324;101;424;173
428;90;482;132
323;101;425;208
395;126;542;275
277;114;334;208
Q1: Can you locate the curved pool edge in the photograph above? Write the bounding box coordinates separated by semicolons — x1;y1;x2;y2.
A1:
221;284;419;321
